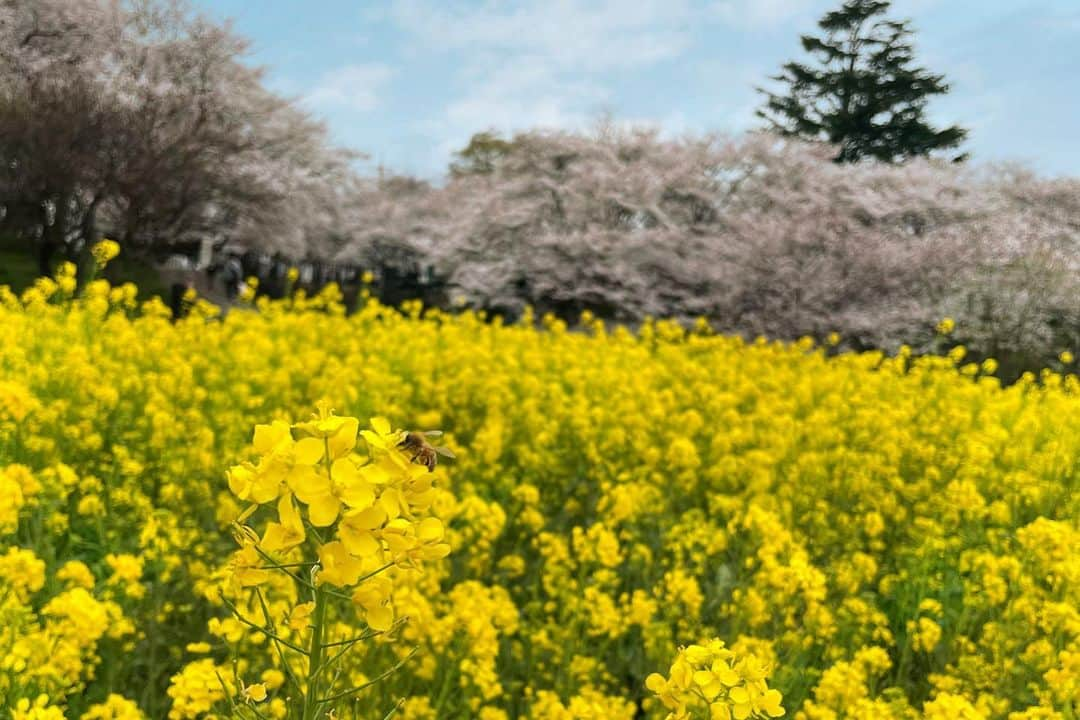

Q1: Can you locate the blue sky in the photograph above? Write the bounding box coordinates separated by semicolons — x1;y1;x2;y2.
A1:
194;0;1080;180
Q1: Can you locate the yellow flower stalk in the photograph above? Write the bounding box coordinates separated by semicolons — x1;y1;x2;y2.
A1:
221;406;452;718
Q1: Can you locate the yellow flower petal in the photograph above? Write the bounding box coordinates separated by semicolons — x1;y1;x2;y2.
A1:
417;517;444;542
293;437;325;465
365;604;394;632
327;417;360;459
306;493;341;527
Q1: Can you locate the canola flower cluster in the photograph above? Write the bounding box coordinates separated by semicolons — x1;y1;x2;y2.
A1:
213;406;452;719
0;250;1078;718
646;638;784;719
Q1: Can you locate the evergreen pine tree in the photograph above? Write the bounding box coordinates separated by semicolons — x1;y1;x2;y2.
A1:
757;0;967;163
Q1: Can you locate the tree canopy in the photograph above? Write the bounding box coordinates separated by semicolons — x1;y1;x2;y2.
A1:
0;0;358;269
757;0;967;163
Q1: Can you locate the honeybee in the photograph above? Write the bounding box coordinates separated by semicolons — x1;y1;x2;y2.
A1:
398;430;455;471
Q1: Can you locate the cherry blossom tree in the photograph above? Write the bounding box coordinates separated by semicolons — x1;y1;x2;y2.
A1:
334;126;1078;375
0;0;357;269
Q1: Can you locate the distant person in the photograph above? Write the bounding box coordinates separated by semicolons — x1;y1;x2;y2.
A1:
222;256;243;300
170;280;189;321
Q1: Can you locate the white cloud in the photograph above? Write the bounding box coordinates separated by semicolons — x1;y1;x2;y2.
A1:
390;0;706;164
390;0;696;72
443;59;607;129
1036;9;1080;34
304;63;394;112
420;56;611;172
710;0;815;29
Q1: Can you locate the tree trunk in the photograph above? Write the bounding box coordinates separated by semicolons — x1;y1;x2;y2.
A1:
81;196;101;246
37;193;67;276
37;239;56;277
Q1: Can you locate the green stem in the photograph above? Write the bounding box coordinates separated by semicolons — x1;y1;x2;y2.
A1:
302;586;329;720
317;647;418;704
251;545;318;592
220;594;308;655
254;587;303;693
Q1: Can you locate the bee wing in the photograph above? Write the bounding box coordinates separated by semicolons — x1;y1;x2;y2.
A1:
434;446;456;459
421;430;444;438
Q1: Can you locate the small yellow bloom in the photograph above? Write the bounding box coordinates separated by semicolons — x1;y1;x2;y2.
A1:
91;239;121;265
317;541;364;587
288;602;315;632
259;493;306;552
243;682;267;703
227;544;270;591
352;575;395;631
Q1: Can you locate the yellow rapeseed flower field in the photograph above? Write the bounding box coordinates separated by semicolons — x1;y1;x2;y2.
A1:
0;256;1078;719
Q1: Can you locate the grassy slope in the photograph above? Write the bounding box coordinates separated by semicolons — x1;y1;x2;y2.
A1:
0;234;170;299
0;247;38;292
